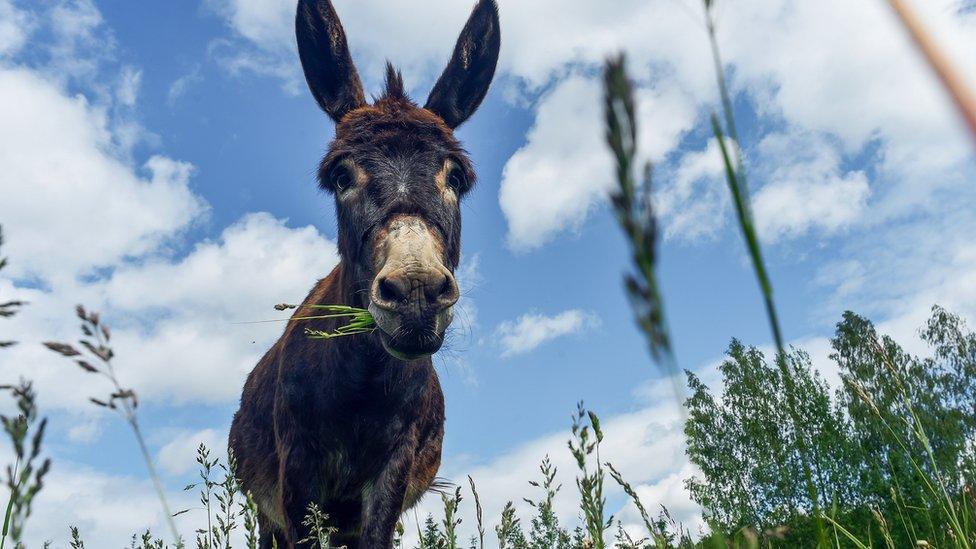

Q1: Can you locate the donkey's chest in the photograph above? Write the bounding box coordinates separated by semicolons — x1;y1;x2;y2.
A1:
315;413;410;497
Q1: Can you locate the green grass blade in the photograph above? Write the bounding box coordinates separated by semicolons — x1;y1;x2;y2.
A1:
823;514;871;549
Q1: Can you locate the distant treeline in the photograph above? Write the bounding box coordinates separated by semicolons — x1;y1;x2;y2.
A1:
685;306;976;547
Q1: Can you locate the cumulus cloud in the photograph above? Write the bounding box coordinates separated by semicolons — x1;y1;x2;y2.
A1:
751;132;871;242
0;67;205;283
157;428;228;477
499;78;612;250
1;213;339;409
24;462;193;547
203;0;976;251
655;137;731;242
0;0;31;57
500;76;697;250
494;309;598;358
0;2;340;411
205;0;475;94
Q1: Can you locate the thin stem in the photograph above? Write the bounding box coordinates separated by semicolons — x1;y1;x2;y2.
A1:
887;0;976;147
0;457;20;549
704;6;747;187
125;409;180;543
232;313;366;325
94;327;180;545
702;3;827;543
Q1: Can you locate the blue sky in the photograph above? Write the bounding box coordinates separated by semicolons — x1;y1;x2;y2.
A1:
1;0;975;545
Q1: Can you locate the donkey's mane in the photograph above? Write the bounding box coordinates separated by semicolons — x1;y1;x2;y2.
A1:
380;61;408;102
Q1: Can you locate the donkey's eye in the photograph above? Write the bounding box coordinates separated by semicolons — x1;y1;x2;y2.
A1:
328;164;353;193
447;167;467;193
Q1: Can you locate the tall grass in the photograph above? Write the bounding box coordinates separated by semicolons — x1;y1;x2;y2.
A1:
43;306;181;545
697;2;829;542
0;381;49;549
0;226;24;349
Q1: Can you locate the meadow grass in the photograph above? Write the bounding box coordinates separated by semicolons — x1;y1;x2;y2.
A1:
268;304;377;340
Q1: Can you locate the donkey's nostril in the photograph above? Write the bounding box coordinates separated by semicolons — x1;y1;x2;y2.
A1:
373;268;458;312
377;276;409;305
432;271;460;308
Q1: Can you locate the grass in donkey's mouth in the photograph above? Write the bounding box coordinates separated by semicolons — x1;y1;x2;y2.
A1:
274;303;377;340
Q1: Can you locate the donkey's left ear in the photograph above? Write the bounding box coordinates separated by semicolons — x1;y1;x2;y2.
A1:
424;0;500;129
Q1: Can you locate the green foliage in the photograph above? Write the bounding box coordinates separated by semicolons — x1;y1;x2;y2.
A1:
442;486;463;549
298;502;339;549
130;530;166;549
523;457;571;549
684;306;976;547
495;502;526;549
240;490;260;549
684;342;856;539
271;303;376;340
419;514;444;549
0;381;50;549
68;526;84;549
569;404;612;549
178;444;242;549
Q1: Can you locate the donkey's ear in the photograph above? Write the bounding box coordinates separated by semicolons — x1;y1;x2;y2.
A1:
424;0;500;129
296;0;366;122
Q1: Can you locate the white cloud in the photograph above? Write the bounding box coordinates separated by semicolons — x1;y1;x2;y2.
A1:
655;137;730;242
499;76;697;250
44;0;116;89
751;131;871;242
25;463;192;547
0;213;339;410
0;0;31;57
101;213;339;404
0;2;340;411
494;309;598;358
158;428;228;477
503;0;974;249
167;65;203;106
0;67;206;284
116;66;142;107
499;77;610;251
203;0;976;251
206;0;476;93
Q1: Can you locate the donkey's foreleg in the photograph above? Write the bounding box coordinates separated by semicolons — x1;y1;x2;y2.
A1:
276;439;323;548
273;380;324;548
257;516;285;549
359;441;416;548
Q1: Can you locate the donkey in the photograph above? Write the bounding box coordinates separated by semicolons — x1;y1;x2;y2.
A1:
228;0;499;547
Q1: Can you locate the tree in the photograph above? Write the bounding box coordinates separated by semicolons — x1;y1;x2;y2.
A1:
685;307;976;547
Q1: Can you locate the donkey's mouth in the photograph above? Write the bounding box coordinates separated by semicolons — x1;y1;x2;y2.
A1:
368;302;453;360
377;329;444;361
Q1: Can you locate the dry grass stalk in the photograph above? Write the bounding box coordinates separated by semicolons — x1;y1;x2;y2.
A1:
887;0;976;146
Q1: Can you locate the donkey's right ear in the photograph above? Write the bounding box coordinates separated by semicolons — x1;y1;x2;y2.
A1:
296;0;366;122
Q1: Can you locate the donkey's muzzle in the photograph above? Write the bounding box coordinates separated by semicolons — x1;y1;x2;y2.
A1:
368;267;458;360
367;215;459;360
371;267;459;313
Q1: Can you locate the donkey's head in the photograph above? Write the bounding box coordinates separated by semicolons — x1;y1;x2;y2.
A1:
296;0;500;360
